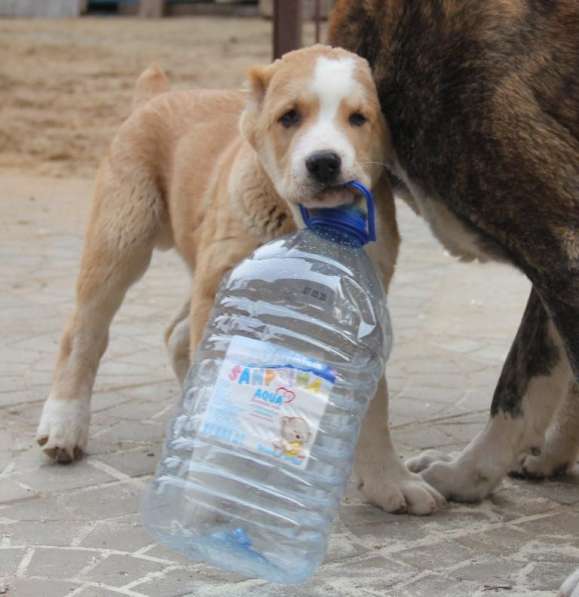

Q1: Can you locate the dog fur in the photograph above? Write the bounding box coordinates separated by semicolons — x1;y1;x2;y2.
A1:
36;45;445;516
329;1;579;590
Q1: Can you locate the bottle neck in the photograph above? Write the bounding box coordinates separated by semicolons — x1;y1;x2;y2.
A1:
299;181;376;247
303;209;367;247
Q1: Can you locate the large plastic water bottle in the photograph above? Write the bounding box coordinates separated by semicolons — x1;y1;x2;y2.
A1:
142;182;392;584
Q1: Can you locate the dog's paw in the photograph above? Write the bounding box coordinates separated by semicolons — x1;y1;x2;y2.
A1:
36;397;90;464
406;449;454;473
408;451;505;502
358;461;446;516
510;449;573;480
560;568;579;597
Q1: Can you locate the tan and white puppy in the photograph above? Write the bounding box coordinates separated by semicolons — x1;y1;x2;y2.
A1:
36;45;444;515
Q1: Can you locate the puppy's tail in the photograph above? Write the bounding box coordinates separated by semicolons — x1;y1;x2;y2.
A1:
132;64;170;112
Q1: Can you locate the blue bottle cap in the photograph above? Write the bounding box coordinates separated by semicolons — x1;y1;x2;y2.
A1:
299;181;376;247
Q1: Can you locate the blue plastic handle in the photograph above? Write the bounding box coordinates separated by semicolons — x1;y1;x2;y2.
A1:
347;180;376;242
298;181;376;244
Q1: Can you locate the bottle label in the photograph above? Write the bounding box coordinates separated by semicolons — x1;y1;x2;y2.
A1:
199;336;335;469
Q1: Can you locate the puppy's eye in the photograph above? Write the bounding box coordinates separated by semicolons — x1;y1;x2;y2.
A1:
349;112;367;127
279;109;301;128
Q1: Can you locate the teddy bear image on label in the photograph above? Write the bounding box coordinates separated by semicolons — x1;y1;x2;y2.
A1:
274;416;312;461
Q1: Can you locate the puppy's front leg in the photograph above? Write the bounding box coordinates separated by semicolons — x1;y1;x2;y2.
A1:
408;288;572;501
355;378;445;515
187;240;258;356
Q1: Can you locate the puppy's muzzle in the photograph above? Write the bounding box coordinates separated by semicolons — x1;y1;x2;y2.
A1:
306;151;342;185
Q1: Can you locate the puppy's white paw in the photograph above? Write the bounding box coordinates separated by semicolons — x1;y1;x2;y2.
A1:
358;461;446;516
36;397;90;463
560;568;579;597
406;449;454;473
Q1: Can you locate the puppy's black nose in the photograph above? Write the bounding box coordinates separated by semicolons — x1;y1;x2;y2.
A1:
306;151;341;185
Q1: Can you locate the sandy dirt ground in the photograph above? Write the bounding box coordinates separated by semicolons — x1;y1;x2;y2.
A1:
0;16;320;178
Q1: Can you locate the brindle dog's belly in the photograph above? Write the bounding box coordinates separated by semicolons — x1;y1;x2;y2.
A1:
388;168;510;265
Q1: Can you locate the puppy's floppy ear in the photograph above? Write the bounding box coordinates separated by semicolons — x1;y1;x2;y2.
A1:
240;63;274;146
246;65;271;105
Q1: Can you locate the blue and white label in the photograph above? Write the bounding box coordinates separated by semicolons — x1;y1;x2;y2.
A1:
199;336;334;469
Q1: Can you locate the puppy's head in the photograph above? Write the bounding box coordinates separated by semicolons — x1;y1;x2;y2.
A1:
241;45;390;211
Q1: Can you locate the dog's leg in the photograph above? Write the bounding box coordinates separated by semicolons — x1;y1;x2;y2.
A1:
407;288;572;501
37;170;160;462
186;241;256;354
355;378;446;515
165;299;192;386
539;289;579;380
514;381;579;478
560;568;579;597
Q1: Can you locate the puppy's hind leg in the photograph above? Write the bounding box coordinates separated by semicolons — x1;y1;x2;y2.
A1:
165;298;191;386
37;164;163;462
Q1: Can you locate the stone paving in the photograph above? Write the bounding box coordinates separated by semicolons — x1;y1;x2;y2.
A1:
1;174;578;597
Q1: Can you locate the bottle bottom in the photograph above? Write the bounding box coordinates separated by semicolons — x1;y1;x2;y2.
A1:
142;486;321;584
144;520;317;584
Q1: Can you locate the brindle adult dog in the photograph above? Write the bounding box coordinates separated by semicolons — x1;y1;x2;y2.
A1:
329;0;579;504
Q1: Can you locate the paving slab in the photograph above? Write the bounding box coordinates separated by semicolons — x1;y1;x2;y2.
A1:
1;175;577;596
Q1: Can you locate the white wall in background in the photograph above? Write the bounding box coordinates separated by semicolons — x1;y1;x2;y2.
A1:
0;0;86;17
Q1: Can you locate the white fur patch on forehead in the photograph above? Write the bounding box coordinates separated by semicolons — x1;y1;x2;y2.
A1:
289;55;366;195
310;56;358;117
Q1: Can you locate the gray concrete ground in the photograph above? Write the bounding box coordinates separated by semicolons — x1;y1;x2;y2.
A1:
1;175;578;596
